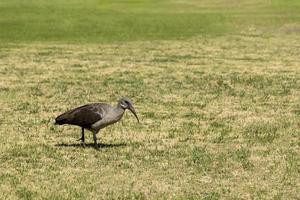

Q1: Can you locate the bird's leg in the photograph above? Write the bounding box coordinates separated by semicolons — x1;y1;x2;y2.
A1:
77;128;85;147
93;131;99;150
81;128;85;147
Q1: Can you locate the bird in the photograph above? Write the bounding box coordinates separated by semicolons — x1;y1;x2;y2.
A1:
54;97;139;150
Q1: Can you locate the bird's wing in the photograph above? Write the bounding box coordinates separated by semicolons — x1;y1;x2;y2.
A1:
55;103;108;128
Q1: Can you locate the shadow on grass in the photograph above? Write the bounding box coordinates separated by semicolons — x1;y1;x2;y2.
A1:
55;142;127;149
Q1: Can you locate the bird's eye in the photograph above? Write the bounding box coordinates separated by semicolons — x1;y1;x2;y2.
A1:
120;100;127;108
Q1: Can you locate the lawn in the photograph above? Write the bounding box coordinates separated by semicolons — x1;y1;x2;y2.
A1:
0;0;299;199
0;0;299;43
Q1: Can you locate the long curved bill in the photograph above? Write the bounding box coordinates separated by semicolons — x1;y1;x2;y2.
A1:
129;105;139;123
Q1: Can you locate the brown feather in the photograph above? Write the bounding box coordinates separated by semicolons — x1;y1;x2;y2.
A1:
55;103;107;128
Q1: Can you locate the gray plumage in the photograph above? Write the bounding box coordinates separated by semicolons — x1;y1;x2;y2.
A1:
55;97;139;150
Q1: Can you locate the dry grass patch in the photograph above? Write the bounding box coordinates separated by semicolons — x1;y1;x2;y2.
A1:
0;34;299;199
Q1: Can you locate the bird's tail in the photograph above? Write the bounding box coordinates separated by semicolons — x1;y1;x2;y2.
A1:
54;119;66;125
54;113;69;125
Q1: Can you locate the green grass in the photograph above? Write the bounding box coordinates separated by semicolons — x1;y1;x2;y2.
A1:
0;0;300;199
0;0;300;43
0;35;299;199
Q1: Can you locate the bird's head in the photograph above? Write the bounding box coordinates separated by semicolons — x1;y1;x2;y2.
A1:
119;97;139;123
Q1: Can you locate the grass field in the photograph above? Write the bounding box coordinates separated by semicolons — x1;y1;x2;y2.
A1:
0;0;300;43
0;0;300;199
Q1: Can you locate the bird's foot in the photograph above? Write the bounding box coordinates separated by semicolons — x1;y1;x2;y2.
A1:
94;144;100;151
81;141;86;148
77;137;85;148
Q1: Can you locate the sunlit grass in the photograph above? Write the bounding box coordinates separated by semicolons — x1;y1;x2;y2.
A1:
0;0;299;43
0;0;300;199
0;34;299;199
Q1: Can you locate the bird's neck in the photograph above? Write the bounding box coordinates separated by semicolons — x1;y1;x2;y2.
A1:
113;105;125;121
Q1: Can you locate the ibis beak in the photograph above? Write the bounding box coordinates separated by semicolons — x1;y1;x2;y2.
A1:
128;105;139;123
